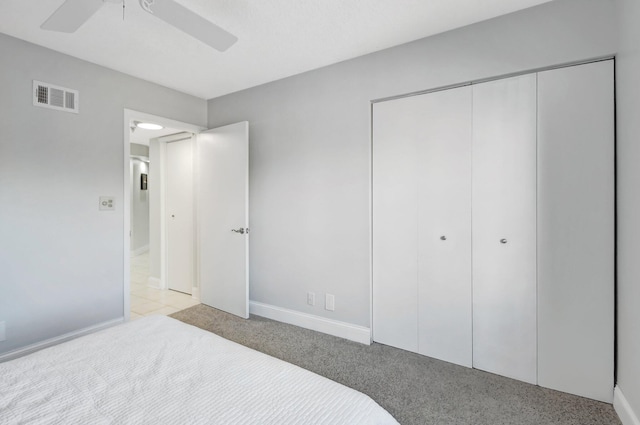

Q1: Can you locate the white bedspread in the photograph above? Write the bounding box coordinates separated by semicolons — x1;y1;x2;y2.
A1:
0;315;398;425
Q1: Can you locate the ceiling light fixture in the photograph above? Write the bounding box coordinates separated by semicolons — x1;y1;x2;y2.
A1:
135;121;163;130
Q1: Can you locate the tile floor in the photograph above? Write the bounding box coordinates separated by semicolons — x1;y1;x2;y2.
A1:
130;252;200;320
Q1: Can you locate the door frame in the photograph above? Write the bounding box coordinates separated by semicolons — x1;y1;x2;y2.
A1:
123;109;205;321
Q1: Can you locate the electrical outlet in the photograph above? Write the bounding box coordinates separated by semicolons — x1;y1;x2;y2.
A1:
0;322;5;342
307;292;315;306
325;294;335;311
99;196;115;211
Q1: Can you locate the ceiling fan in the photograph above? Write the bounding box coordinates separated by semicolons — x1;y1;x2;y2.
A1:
40;0;238;52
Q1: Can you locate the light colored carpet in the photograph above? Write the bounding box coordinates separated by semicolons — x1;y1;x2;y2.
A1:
170;304;620;425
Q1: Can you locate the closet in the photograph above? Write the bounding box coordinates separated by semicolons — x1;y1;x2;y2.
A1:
372;60;614;402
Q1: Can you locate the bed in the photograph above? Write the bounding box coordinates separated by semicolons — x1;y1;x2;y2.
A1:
0;315;398;424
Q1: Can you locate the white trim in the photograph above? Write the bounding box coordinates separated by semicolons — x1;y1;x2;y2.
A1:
159;138;168;290
249;301;371;345
193;134;201;303
244;124;250;319
0;318;124;363
148;276;163;289
123;111;132;321
130;245;149;257
190;134;200;301
368;102;374;344
615;385;640;425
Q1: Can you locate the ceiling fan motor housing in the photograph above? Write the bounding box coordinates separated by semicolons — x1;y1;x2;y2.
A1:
140;0;155;13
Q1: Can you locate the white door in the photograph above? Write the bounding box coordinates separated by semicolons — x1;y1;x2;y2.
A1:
537;60;614;402
372;86;472;364
197;122;249;319
372;96;420;353
166;138;194;295
472;74;537;384
417;86;472;367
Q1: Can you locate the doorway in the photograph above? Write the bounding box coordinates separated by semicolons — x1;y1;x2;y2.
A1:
123;110;205;321
123;110;251;322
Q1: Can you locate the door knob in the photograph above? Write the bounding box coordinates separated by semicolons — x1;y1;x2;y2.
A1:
500;238;507;244
231;228;246;234
440;236;447;241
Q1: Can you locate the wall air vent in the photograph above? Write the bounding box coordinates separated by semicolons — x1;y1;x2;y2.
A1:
33;80;79;114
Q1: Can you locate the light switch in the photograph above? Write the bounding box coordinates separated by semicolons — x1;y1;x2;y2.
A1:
99;196;115;211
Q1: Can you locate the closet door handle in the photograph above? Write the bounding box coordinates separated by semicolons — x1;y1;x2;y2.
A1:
231;228;246;234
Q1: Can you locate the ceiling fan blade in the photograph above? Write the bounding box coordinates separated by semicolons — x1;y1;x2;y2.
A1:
41;0;105;33
139;0;237;52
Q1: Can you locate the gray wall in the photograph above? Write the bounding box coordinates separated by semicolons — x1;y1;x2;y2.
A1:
130;157;149;253
0;33;206;355
615;0;640;418
130;143;149;158
208;0;617;328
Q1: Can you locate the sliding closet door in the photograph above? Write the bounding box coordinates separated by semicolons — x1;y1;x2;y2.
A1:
472;74;537;384
537;61;614;402
417;87;472;367
373;87;472;362
372;96;420;352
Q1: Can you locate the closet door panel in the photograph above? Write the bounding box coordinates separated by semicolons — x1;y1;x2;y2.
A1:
417;87;472;367
537;61;614;402
472;74;537;384
372;96;420;352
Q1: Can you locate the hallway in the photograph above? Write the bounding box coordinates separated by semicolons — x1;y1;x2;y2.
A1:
130;252;199;320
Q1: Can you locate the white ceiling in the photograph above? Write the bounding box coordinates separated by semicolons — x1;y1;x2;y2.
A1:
0;0;552;100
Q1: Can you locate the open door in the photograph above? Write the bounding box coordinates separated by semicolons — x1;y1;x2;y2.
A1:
197;122;249;319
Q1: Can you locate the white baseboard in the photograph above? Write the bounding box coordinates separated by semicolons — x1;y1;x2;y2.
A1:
0;318;124;363
147;276;162;289
615;386;640;425
191;286;200;300
249;301;371;345
130;245;149;257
